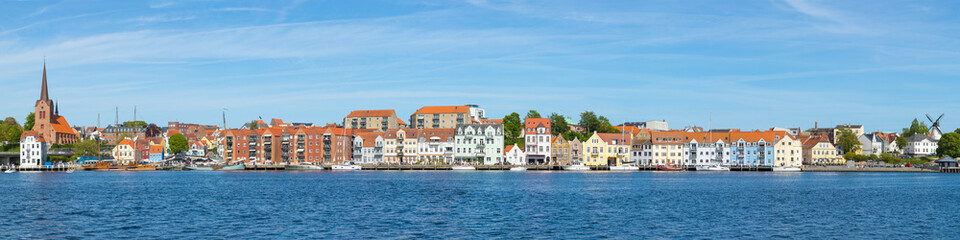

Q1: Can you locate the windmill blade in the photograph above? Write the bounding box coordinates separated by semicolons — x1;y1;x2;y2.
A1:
926;114;934;122
937;114;944;123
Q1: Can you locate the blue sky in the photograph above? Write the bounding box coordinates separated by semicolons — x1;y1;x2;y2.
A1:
1;0;958;133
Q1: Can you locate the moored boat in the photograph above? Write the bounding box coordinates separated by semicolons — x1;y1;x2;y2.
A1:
4;168;16;173
509;166;527;171
332;162;361;171
773;167;802;172
220;164;246;171
695;165;730;171
451;165;476;171
609;165;639;171
285;164;324;171
657;165;684;171
563;163;591;171
186;166;214;171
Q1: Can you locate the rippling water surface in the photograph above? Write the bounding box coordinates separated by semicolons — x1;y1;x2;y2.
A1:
1;171;958;239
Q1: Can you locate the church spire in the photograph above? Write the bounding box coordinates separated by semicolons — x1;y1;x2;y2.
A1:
40;59;49;101
55;99;59;116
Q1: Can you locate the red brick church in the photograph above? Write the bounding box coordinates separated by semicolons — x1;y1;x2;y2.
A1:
32;62;78;145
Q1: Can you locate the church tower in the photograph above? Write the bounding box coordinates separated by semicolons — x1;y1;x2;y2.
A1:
33;61;55;139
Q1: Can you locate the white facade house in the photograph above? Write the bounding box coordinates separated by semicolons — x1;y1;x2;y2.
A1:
112;139;136;163
773;133;803;168
454;124;504;165
19;131;47;167
416;128;455;165
353;133;385;164
504;144;525;165
904;134;937;156
858;133;885;156
523;118;551;164
188;142;206;156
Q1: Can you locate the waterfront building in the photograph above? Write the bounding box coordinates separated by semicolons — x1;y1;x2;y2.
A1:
523;118;551;164
640;131;685;166
112;139;136;163
727;130;775;167
409;105;486;129
504;144;525;165
383;129;420;164
30;62;78;145
353;132;385;164
904;134;937;157
835;124;865;140
454;123;504;165
322;125;355;164
880;133;900;154
569;137;583;164
416;128;455;164
344;110;405;131
772;131;803;168
551;136;570;165
19;131;47;167
582;132;630;166
148;145;164;162
802;136;842;165
681;132;730;167
189;141;206;156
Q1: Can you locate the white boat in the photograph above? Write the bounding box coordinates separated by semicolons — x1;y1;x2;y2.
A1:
331;162;361;171
563;162;591;171
66;169;75;173
696;165;730;171
286;164;324;171
609;165;639;171
451;165;476;171
509;166;527;171
4;168;15;173
773;167;802;172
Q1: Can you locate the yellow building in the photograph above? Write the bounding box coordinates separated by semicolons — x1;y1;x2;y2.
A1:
551;136;570;165
802;136;843;165
582;132;630;166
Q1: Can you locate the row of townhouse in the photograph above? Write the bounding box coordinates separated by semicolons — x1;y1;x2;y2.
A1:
351;124;505;165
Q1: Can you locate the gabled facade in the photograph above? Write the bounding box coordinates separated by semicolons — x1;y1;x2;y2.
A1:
504;144;525;165
19;131;47;167
802;136;842;165
551;136;570;165
31;62;78;145
112;139;136;163
454;123;504;165
772;132;802;168
353;132;385;164
681;132;730;167
416;128;455;164
384;128;420;164
523;118;551;164
582;132;630;166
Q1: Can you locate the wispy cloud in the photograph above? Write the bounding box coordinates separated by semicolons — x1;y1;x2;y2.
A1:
149;2;174;9
131;15;196;23
780;0;867;34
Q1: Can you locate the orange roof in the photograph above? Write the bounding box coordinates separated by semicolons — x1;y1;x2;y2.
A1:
478;119;502;124
412;106;469;115
505;144;517;153
51;115;76;135
355;132;384;147
802;135;832;149
596;133;629;145
346;110;397;118
149;145;164;153
397;118;407;126
167;129;181;136
118;139;134;148
524;118;551;134
20;131;45;142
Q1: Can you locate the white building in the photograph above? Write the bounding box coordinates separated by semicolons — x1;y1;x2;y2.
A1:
773;132;803;168
353;132;385;164
904;134;937;156
112;139;136;163
188;142;206;156
416;128;455;165
504;144;525;165
19;131;47;167
454;123;504;165
858;133;885;156
523;118;551;164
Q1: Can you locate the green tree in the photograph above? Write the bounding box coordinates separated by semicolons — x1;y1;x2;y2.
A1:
836;129;861;154
0;117;23;143
597;116;620;133
73;139;101;159
526;110;542;119
936;132;960;158
954;128;960;134
562;131;585;141
579;111;600;133
902;118;929;138
895;136;907;151
502;112;524;149
168;133;188;154
250;121;259;130
24;112;35;131
123;121;148;128
549;113;569;135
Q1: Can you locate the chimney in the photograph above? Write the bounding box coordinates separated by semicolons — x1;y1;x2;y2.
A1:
815;121;818;129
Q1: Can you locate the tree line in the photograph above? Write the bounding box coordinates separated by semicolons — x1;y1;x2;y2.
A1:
502;110;620;149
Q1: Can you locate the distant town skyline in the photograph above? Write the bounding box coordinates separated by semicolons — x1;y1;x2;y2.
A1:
1;0;958;132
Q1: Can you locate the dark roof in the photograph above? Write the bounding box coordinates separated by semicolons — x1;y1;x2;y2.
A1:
936;157;956;163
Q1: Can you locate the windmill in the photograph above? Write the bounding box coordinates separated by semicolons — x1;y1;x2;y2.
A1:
927;113;944;141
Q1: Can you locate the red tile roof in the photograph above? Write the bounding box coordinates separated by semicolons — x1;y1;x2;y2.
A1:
524;118;551;134
20;131;45;142
412;106;469;115
51;115;76;135
346;110;397;118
